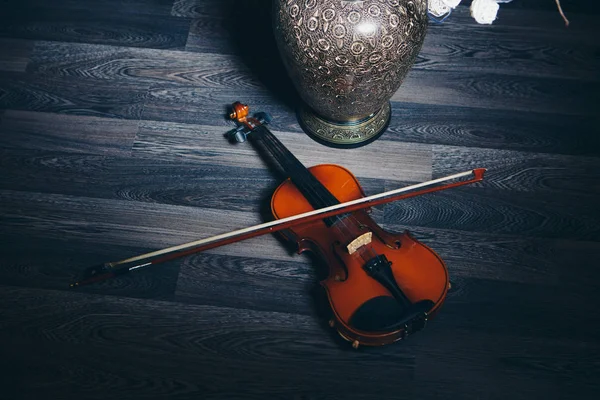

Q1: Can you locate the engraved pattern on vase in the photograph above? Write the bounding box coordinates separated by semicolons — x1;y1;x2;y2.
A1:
273;0;428;122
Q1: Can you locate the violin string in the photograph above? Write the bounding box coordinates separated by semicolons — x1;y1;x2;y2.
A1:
255;126;380;263
254;128;346;223
264;131;381;263
255;127;347;219
256;127;372;242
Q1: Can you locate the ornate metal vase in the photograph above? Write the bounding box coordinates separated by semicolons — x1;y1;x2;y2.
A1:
272;0;428;147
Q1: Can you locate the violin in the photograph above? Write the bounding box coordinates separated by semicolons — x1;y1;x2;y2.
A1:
71;102;486;348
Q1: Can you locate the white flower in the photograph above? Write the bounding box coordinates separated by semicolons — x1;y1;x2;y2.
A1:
470;0;500;24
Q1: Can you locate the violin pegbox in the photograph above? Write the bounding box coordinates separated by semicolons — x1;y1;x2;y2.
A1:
227;101;272;143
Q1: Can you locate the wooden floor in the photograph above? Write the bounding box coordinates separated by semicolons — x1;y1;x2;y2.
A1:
1;1;599;399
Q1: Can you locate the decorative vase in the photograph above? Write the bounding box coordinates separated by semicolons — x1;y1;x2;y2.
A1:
272;0;428;148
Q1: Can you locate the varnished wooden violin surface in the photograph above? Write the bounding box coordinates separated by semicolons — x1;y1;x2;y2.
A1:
271;163;449;347
71;101;484;349
230;101;455;348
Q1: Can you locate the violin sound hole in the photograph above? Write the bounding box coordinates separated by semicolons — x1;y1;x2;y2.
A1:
349;296;406;332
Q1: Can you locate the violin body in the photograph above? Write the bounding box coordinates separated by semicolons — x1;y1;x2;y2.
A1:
271;164;449;347
71;102;483;349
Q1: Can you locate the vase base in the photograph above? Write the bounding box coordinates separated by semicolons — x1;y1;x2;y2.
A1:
297;103;391;148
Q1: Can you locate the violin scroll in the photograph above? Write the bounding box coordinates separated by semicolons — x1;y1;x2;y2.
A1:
228;102;273;143
229;102;249;123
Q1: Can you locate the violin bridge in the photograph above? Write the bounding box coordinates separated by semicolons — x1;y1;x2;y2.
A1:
347;232;372;254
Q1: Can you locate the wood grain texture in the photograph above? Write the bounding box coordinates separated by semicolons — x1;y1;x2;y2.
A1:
132;120;433;183
139;70;598;127
0;149;386;212
0;285;418;399
383;186;600;241
0;38;34;73
554;239;600;291
412;330;599;400
140;85;299;127
3;0;177;16
0;235;181;299
27;41;264;90
432;145;600;196
420;26;600;81
0;2;190;49
392;69;599;115
387;225;561;286
1;284;597;400
142;94;600;156
0;188;317;267
0;110;137;155
0;72;149;119
181;0;270;55
173;225;568;317
497;0;597;15
385;103;600;155
0;189;262;249
1;1;599;399
434;4;597;34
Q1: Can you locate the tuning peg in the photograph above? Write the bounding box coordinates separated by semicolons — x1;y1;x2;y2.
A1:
255;112;273;125
227;126;249;143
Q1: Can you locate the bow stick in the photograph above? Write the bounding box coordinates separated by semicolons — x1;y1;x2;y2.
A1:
70;168;485;288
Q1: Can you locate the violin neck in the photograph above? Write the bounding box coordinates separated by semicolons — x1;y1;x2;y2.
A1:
250;125;344;224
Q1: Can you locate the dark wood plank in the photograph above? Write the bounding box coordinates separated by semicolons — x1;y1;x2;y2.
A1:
0;3;190;49
174;252;320;315
181;0;266;55
27;41;264;90
0;285;417;399
140;85;299;127
0;189;297;263
1;285;596;399
390;225;561;286
429;276;600;342
132;120;433;183
432;145;600;196
180;1;599;120
0;72;149;119
1;336;401;400
385;103;600;156
0;2;598;399
3;0;176;16
495;0;597;15
0;235;180;300
174;226;563;316
0;110;137;155
383;186;600;241
413;330;599;400
438;3;597;32
172;0;227;18
26;27;599;95
392;69;599;115
0;38;33;73
0;148;387;212
421;26;599;81
141;74;597;132
553;239;600;289
140;88;600;156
